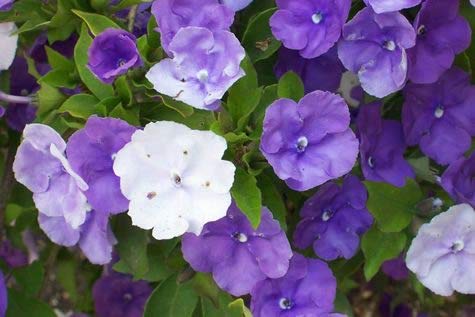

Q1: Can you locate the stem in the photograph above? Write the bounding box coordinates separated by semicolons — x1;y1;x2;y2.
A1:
127;5;138;33
0;91;32;104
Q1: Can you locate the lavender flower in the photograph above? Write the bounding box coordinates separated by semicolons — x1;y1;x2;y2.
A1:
357;102;414;187
338;7;416;98
66;117;136;214
408;0;471;84
260;91;359;191
270;0;351;59
406;204;475;296
382;255;409;281
250;253;342;317
402;67;475;165
219;0;252;11
293;175;373;261
93;273;152;317
146;27;245;110
151;0;234;54
87;28;142;84
441;152;475;208
363;0;421;13
182;203;292;296
274;47;345;94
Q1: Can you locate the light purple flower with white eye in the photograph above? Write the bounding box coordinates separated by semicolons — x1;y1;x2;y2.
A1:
363;0;421;13
441;152;475;208
338;7;416;98
270;0;351;59
293;175;373;261
219;0;252;11
87;28;142;84
402;67;475;165
260;91;359;191
182;203;292;296
408;0;471;84
13;124;90;229
66;116;136;214
146;27;245;111
406;204;475;296
152;0;234;55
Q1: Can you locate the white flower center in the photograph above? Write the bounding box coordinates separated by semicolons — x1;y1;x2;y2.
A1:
279;298;293;310
321;209;334;221
434;106;444;119
451;240;464;253
123;293;133;301
311;12;323;24
417;25;426;36
111;153;117;160
233;232;248;243
383;40;396;51
368;156;375;168
432;197;443;208
296;136;308;153
196;69;209;82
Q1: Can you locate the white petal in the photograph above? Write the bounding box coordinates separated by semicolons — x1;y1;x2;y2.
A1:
0;22;18;71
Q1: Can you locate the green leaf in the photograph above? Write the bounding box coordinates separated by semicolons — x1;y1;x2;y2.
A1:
201;292;246;317
277;71;304;102
408;157;438;184
115;76;133;106
74;23;115;100
231;168;262;228
113;0;152;11
242;8;280;63
160;95;195;118
72;10;121;36
58;94;101;119
228;299;252;317
39;69;78;89
48;0;79;42
257;172;287;231
364;179;422;233
12;261;44;297
109;103;140;125
6;289;55;317
37;83;67;117
361;227;407;281
45;46;75;71
144;275;199;317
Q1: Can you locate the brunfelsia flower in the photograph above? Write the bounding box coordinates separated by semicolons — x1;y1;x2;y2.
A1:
250;253;343;317
0;270;6;317
146;26;245;110
87;28;142;84
182;203;292;296
0;22;18;71
93;273;152;317
270;0;351;59
219;0;253;11
113;121;236;240
363;0;422;14
0;0;12;11
152;0;234;55
0;240;28;268
356;102;414;187
382;254;409;281
293;175;373;261
406;204;475;296
67;116;136;214
402;67;475;165
441;152;475;208
338;7;416;98
274;47;345;94
260;91;359;191
408;0;471;84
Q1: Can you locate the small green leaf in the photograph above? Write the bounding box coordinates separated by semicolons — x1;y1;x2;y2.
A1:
58;94;100;119
39;69;78;89
45;46;75;71
231;168;262;228
257;172;287;231
160;95;195;118
6;289;55;317
37;83;67;117
277;71;304;102
12;261;44;297
109;103;140;125
72;10;121;36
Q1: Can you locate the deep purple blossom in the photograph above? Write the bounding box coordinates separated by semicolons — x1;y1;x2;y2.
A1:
363;0;421;13
67;116;136;214
379;294;413;317
402;67;475;165
182;203;292;296
88;28;142;84
382;255;409;281
274;47;345;94
0;0;13;11
0;270;6;317
29;33;78;75
357;102;414;187
408;0;471;84
93;273;152;317
260;91;359;191
441;151;475;208
270;0;351;59
146;27;245;110
293;175;373;261
0;240;28;268
152;0;234;55
338;7;416;98
220;0;252;11
250;253;343;317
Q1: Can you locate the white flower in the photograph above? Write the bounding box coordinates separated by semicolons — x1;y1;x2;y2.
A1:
406;204;475;296
0;22;18;71
113;121;236;240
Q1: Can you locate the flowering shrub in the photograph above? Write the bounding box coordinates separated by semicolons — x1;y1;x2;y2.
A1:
0;0;474;316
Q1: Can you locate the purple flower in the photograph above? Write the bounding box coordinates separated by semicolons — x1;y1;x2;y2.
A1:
260;91;359;191
250;253;342;317
0;240;28;268
363;0;421;13
441;152;475;208
182;203;292;296
357;102;414;187
93;273;152;317
402;67;475;165
338;7;416;98
87;28;142;84
66;117;136;214
270;0;351;59
146;27;245;110
0;270;6;317
382;255;409;281
293;175;373;261
219;0;252;11
274;47;345;94
408;0;471;84
0;0;13;11
151;0;234;55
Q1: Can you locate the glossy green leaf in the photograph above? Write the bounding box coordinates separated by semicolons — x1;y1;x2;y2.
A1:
72;10;120;36
231;167;262;228
58;94;101;119
277;71;304;102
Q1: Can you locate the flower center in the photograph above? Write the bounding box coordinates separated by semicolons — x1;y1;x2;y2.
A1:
123;293;133;301
172;173;182;187
383;40;396;51
296;136;308;153
232;232;248;243
321;209;334;221
417;25;426;36
117;58;127;67
368;156;375;168
111;153;117;160
451;240;464;253
311;12;323;24
196;69;209;82
279;298;293;310
434;106;444;119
